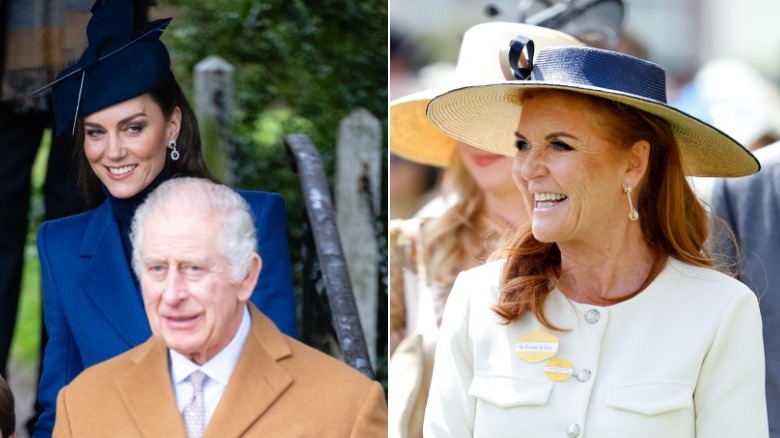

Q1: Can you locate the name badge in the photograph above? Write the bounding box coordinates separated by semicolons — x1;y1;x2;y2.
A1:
544;358;574;382
515;330;559;363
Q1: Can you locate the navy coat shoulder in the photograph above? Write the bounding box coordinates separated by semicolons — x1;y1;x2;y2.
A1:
33;190;296;437
710;143;780;438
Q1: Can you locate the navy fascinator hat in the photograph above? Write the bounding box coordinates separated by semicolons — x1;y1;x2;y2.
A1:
35;0;172;135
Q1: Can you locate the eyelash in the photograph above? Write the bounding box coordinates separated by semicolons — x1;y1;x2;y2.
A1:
85;123;144;138
515;140;529;151
514;140;573;151
551;140;572;151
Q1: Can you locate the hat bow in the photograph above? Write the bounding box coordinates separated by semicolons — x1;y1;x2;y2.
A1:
504;35;535;80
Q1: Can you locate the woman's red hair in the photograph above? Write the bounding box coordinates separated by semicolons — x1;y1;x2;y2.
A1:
493;89;712;328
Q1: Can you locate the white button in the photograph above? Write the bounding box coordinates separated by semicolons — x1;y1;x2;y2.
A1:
567;423;581;437
576;369;592;382
584;309;600;324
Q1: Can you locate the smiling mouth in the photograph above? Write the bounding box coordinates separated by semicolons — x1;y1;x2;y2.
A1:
107;164;137;176
164;314;200;329
169;315;197;322
534;192;568;209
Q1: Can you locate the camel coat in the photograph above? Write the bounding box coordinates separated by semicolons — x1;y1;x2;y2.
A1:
53;305;388;437
36;190;297;436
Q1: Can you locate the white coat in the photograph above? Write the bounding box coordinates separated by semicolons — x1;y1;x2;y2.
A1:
424;258;768;438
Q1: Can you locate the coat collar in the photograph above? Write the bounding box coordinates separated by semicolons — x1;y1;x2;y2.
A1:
117;340;186;437
205;305;293;437
80;201;151;347
117;304;294;437
80;200;114;256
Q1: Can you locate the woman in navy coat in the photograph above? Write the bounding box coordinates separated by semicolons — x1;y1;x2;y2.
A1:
32;2;296;435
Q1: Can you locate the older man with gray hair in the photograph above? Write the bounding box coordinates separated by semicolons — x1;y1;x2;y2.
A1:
52;177;388;437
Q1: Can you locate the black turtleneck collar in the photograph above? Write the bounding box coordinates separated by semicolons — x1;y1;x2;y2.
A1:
105;165;174;281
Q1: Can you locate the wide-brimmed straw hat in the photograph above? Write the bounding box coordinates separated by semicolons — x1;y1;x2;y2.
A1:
426;45;759;177
390;22;582;168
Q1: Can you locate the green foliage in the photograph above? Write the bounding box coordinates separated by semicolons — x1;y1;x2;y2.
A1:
162;0;387;143
159;0;388;384
12;132;51;365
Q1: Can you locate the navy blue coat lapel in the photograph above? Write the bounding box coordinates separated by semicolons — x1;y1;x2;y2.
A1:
80;202;151;347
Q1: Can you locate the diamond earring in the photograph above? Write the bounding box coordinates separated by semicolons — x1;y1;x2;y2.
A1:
167;140;180;161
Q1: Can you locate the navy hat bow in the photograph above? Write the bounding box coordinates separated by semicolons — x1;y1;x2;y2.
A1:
30;0;172;135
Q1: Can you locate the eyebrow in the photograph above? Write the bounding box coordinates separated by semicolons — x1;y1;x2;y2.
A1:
84;112;147;128
545;131;579;141
142;255;215;267
513;131;579;141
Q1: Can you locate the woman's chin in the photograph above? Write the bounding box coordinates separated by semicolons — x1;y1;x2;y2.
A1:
102;181;145;199
531;224;559;243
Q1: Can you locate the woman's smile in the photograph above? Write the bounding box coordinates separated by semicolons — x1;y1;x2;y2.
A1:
106;164;138;179
534;192;568;210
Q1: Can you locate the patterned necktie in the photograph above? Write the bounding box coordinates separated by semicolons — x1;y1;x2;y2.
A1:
182;370;207;438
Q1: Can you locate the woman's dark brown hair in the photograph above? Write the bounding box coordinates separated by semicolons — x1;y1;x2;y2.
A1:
493;89;712;329
75;70;217;208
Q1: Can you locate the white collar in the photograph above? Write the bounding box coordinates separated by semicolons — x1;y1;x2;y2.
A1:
169;305;252;386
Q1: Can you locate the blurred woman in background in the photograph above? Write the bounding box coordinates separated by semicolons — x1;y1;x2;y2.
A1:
388;22;581;438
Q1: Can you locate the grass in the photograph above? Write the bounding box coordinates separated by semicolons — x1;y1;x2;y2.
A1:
9;130;51;366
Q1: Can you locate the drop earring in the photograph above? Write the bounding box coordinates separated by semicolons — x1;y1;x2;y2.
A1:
168;140;180;161
624;184;639;221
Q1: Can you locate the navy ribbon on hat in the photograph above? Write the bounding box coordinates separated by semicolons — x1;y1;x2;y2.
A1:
29;0;172;135
508;35;535;80
529;46;668;103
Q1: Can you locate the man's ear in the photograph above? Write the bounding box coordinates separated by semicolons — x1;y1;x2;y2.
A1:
237;253;262;302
